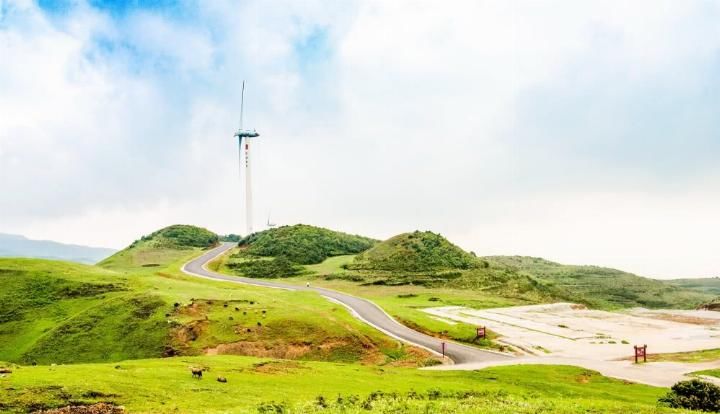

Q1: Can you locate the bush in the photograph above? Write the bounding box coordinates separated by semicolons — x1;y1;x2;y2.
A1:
659;379;720;412
229;257;302;278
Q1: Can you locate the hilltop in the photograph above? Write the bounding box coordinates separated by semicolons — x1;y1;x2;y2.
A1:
99;224;218;270
223;224;377;278
351;231;477;272
485;256;714;309
240;224;376;264
0;233;116;264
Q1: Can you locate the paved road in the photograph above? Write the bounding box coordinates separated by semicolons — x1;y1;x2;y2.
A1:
182;242;510;364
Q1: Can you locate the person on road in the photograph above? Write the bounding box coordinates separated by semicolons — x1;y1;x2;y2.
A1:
306;282;310;288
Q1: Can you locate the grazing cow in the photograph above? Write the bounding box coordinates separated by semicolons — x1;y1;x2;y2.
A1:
191;368;203;379
217;376;227;383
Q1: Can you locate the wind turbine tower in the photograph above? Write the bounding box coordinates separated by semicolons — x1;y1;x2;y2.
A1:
234;81;260;235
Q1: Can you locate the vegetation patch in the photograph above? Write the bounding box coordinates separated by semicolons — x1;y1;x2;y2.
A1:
351;231;478;272
227;256;303;278
659;379;720;412
485;256;714;309
239;224;376;265
0;358;675;414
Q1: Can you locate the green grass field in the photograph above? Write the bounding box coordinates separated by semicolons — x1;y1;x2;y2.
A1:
643;348;720;363
0;226;432;366
0;357;682;413
1;224;709;413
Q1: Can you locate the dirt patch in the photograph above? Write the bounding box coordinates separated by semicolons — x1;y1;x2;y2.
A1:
205;341;314;359
175;302;208;318
32;403;124;414
172;319;209;344
251;360;307;374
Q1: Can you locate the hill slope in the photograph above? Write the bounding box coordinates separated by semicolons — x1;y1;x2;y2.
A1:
240;224;376;264
99;224;218;270
0;233;116;264
0;225;430;366
0;258;167;364
351;231;478;272
485;256;714;309
666;277;720;296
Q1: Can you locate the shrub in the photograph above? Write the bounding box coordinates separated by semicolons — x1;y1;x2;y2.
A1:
229;257;302;278
659;379;720;412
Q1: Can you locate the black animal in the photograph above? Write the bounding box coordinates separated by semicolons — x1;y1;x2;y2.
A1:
191;368;203;379
217;376;227;383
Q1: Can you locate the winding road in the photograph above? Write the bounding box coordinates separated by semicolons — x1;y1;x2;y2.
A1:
182;242;510;364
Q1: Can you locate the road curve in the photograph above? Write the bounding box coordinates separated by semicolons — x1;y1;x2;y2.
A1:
182;242;511;365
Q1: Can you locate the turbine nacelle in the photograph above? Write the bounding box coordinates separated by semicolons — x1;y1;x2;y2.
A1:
234;129;259;138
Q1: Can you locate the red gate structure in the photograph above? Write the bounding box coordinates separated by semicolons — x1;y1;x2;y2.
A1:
634;344;647;363
476;326;486;339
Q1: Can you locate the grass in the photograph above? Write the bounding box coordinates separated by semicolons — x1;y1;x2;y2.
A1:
214;250;526;352
486;256;714;310
239;224;376;265
694;369;720;379
639;348;720;363
0;357;681;413
0;227;432;367
666;277;720;295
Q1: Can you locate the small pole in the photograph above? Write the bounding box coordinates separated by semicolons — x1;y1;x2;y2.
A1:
441;342;446;358
634;346;638;364
643;344;647;363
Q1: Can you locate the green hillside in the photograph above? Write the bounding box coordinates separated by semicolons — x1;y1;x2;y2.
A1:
485;256;714;309
224;224;377;278
0;225;429;366
99;224;218;270
0;259;166;364
666;277;720;295
351;231;478;272
240;224;376;264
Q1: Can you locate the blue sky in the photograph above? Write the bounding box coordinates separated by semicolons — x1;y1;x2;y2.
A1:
2;0;720;278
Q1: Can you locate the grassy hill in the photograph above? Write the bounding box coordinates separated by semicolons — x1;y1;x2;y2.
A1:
351;231;477;272
99;224;218;270
223;224;377;278
0;225;430;367
666;277;720;296
240;224;376;264
0;258;166;364
485;256;714;309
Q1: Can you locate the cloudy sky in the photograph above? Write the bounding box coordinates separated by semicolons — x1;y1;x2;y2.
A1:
2;0;720;278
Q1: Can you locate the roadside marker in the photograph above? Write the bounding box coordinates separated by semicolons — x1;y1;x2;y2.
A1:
634;344;647;363
441;342;446;358
476;326;486;339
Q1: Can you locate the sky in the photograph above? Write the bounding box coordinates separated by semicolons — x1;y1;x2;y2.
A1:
1;0;720;279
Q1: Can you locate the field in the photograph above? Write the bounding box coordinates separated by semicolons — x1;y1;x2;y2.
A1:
1;224;715;413
0;226;433;366
0;357;682;413
215;249;525;352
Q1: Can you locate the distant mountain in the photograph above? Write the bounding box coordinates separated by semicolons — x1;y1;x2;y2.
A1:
666;277;720;296
485;256;715;310
0;233;116;264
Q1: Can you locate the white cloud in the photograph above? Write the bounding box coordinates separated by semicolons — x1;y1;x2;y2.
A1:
2;0;720;278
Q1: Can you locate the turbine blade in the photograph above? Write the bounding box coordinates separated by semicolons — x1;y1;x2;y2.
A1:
239;80;245;130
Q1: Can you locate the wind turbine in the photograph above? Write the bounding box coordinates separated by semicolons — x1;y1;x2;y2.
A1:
234;81;260;235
